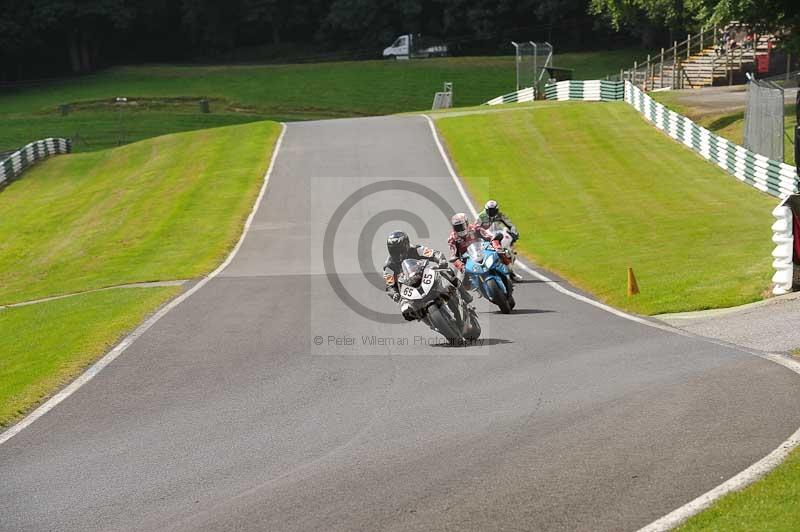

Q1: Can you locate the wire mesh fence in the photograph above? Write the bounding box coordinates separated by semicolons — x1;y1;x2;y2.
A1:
744;75;785;161
511;41;553;92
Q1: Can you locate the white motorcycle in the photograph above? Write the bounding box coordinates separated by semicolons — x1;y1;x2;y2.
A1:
397;258;481;344
488;222;519;270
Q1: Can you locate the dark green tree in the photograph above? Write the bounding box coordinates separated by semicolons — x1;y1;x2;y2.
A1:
32;0;136;72
591;0;799;51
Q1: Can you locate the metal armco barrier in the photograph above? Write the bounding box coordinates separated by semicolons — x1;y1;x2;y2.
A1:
0;138;72;188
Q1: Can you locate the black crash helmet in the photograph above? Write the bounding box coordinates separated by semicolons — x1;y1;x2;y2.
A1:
387;231;410;259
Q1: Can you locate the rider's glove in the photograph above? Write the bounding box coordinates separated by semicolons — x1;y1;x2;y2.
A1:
453;259;464;271
390;292;401;303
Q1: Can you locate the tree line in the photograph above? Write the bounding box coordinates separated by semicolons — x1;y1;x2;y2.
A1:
0;0;796;81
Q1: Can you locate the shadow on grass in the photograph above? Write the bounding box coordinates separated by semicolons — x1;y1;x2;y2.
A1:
707;111;744;131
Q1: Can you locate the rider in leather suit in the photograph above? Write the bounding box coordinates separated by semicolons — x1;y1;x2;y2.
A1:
474;200;523;282
383;231;471;319
384;231;448;302
447;213;504;272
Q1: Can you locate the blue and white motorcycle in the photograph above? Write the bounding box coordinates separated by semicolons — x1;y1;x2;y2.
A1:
462;241;515;314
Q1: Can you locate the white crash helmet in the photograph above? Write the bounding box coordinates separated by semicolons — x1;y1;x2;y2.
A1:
451;212;469;237
485;200;499;218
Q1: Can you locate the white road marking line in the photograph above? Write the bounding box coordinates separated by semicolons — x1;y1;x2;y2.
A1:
422;112;800;531
0;123;287;446
423;113;676;333
639;352;800;529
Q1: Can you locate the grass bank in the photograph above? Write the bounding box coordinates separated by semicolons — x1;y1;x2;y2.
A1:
0;120;279;427
0;287;179;427
0;121;281;304
434;101;776;315
0;50;640;152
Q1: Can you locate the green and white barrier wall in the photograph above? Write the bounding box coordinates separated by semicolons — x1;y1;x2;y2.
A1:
543;80;624;101
484;81;623;105
0;138;71;188
624;81;798;199
485;87;535;106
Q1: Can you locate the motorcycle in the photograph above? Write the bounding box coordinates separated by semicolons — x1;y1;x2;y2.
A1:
397;258;481;344
463;241;515;314
488;221;519;270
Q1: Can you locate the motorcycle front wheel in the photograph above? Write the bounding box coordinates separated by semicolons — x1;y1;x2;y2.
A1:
487;278;511;314
428;305;462;344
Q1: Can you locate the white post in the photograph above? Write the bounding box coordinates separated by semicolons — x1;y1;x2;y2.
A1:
511;41;520;91
530;41;538;97
772;201;795;295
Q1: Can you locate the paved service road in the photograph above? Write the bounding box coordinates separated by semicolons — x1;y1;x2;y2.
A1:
3;115;800;531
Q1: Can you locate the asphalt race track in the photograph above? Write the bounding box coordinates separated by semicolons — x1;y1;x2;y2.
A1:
3;115;800;531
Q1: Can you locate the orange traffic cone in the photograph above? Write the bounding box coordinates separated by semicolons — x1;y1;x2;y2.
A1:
627;267;640;297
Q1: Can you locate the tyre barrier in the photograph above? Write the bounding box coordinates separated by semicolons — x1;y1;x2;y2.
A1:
0;138;72;188
772;195;800;295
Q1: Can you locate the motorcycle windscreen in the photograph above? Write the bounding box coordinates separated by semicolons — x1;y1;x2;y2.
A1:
401;259;424;285
466;242;484;264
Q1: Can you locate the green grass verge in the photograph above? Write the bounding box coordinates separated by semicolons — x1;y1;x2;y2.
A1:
676;445;800;531
0;287;180;428
434;102;776;315
651;91;796;166
0;120;280;305
0;50;641;152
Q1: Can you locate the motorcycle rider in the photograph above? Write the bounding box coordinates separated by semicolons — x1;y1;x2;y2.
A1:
448;213;509;286
448;212;505;265
475;200;523;282
383;231;471;320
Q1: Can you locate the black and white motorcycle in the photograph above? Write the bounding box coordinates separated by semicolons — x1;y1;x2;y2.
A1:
397;258;481;344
